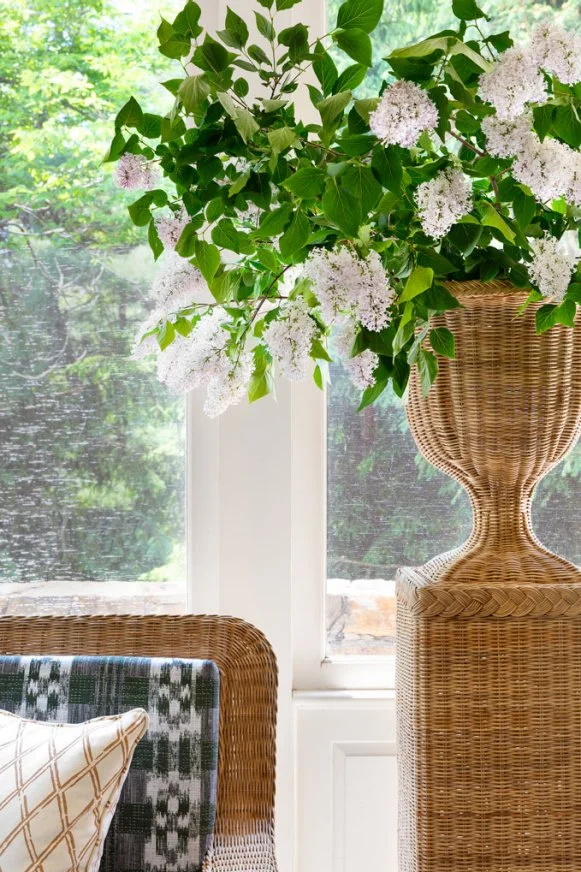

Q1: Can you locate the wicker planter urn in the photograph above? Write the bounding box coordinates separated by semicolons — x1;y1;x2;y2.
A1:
397;280;581;872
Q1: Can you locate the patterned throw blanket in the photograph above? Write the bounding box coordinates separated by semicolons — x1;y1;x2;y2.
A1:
0;654;220;872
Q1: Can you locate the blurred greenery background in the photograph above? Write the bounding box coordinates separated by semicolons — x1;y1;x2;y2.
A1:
0;0;185;583
0;0;578;588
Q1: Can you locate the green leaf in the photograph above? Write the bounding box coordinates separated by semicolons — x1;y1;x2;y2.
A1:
479;203;516;242
127;192;154;226
422;284;462;311
417;251;455;275
115;96;143;129
429;326;456;358
255;248;280;271
138;113;162;138
172;2;202;35
535;304;558;334
229;170;251;196
253;203;293;238
513;188;536;230
532;104;554;141
417;348;439;395
278;24;310;63
248;43;271;65
358;377;388;410
553;105;581;149
255;11;274;40
334;64;368;93
452;0;486;20
566;282;581;304
399;266;434;301
342;165;382;214
178;75;210;113
371;145;402;194
276;0;302;9
279;210;310;258
447;222;483;256
194;239;221;282
159;33;192;59
313;46;339;96
212;218;243;252
148;219;164;260
318;90;352;126
283;166;326;198
248;346;274;402
311;338;333;362
354;97;379;123
267;126;299;155
208;270;236;303
390;35;490;72
322;179;361;235
157;18;174;43
223;5;249;47
335;28;373;66
193;37;232;73
217;92;259;142
158;320;176;351
103;130;125;163
337;0;384;33
174;222;198;257
556;299;577;327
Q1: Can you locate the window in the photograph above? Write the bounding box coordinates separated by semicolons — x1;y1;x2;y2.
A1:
0;0;186;616
325;0;581;658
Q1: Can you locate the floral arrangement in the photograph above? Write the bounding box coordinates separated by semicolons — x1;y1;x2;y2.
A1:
109;0;581;416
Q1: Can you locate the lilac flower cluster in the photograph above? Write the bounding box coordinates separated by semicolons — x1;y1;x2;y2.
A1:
369;80;438;148
416;169;473;240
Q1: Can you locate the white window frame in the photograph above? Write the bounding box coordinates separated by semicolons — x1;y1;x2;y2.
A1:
188;0;395;694
290;380;396;691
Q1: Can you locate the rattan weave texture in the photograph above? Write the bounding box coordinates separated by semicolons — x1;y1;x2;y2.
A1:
0;613;278;872
398;282;581;872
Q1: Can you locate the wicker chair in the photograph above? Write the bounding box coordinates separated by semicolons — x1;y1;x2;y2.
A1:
0;613;279;872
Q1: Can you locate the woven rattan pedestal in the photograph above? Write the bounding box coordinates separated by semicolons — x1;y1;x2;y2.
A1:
397;281;581;872
397;569;581;872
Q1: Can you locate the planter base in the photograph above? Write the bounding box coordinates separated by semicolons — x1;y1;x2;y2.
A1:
397;566;581;872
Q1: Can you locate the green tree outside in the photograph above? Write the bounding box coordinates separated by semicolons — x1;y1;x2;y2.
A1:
0;0;186;583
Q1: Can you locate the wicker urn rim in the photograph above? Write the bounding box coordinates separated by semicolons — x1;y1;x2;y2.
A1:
444;278;530;297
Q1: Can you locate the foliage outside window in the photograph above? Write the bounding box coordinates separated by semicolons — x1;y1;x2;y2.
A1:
0;0;186;612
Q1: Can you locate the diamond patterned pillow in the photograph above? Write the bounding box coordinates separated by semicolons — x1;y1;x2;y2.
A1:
0;707;149;872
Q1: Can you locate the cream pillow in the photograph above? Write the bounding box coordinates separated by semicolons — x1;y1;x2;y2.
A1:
0;707;149;872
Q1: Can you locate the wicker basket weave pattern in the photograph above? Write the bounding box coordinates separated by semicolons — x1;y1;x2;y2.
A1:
397;282;581;872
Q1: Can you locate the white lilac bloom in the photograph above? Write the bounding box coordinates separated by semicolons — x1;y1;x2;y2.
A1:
156;307;253;416
151;251;206;316
203;349;254;418
528;234;579;301
530;21;581;85
157;307;231;393
478;47;547;120
369;80;438;148
355;250;396;332
512;134;574;204
481;114;534;159
334;322;378;391
131;309;164;361
114;153;158;190
155;207;189;249
263;298;317;381
416;168;473;240
302;247;393;330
